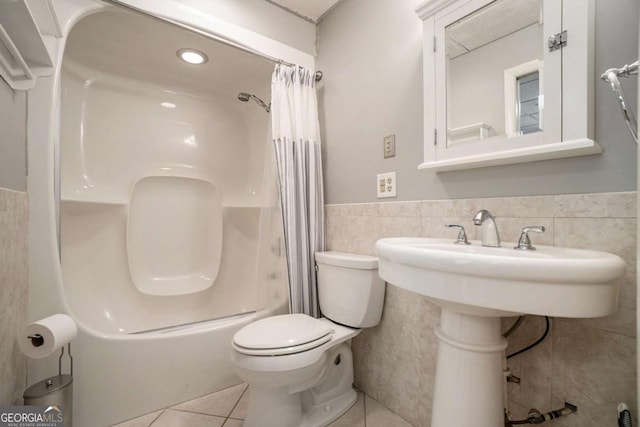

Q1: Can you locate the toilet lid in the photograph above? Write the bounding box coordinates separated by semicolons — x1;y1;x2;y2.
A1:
233;314;333;356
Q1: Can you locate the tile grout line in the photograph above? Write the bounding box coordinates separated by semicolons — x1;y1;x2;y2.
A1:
221;385;249;427
168;407;229;418
146;409;165;427
149;408;228;425
363;392;367;427
163;383;249;420
226;384;249;420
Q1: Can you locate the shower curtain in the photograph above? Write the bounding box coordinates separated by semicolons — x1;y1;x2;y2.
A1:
271;64;325;318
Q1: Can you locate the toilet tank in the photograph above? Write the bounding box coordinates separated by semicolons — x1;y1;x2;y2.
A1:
315;251;386;328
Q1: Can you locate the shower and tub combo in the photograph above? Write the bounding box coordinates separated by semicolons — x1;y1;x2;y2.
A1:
26;1;316;425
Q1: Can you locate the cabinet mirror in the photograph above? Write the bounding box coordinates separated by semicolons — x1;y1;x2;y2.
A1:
416;0;601;172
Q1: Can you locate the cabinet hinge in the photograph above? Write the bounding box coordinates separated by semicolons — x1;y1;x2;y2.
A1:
434;129;438;146
548;30;567;52
433;35;437;52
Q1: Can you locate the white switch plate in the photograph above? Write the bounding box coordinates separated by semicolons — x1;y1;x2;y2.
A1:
377;171;397;198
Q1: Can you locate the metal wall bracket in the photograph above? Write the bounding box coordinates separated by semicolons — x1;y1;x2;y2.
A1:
548;30;567;52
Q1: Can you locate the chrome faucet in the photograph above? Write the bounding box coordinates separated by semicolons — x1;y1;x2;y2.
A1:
472;209;501;247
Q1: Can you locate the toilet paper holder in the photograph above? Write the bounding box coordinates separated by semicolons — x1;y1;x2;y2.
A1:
25;334;73;376
23;343;74;427
26;336;73;376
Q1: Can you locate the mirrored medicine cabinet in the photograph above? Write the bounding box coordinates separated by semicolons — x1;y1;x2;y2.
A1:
415;0;601;172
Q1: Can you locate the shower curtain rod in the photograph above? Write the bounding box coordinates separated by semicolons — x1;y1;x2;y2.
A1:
102;0;323;81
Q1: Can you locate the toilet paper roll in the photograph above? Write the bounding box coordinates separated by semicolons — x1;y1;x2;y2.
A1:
18;314;78;359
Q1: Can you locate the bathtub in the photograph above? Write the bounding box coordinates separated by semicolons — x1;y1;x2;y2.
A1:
26;1;307;425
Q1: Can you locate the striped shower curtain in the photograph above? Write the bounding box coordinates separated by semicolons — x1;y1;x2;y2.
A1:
271;64;325;318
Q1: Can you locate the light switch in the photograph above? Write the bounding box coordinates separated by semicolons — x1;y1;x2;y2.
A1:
383;135;396;158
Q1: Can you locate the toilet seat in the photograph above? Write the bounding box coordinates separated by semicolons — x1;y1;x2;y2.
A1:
233;314;334;356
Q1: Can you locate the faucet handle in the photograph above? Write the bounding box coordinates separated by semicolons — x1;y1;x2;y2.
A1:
514;226;545;250
445;224;470;245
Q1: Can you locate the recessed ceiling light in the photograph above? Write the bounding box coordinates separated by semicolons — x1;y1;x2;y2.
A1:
177;48;208;65
160;102;176;108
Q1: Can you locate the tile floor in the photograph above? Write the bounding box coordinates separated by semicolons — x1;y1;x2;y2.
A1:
112;383;413;427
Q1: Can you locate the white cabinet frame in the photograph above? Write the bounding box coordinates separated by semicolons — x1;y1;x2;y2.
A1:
416;0;600;172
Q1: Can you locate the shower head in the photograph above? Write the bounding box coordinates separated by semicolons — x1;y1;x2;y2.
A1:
237;92;270;113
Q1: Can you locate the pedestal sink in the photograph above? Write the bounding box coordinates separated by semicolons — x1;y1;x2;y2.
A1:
375;237;626;427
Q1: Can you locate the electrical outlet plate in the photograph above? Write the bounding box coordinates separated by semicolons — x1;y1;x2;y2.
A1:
383;135;396;158
377;171;396;198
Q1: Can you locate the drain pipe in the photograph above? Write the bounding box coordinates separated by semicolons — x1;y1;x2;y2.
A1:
506;403;577;425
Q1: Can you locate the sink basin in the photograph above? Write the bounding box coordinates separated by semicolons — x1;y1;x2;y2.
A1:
375;237;626;318
375;237;627;427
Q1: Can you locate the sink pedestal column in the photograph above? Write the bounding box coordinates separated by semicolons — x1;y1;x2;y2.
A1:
430;308;507;427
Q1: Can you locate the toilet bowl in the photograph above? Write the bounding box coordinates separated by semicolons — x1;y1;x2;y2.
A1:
230;251;386;427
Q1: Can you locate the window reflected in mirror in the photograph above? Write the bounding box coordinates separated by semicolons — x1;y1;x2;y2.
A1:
517;71;540;135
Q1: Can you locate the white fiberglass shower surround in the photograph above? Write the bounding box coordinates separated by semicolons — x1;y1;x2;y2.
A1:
27;1;314;426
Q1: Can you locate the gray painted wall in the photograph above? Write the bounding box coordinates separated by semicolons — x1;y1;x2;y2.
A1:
0;79;27;192
317;0;639;204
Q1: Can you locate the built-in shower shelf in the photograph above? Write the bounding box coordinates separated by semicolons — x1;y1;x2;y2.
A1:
61;200;268;208
0;0;61;91
61;198;128;207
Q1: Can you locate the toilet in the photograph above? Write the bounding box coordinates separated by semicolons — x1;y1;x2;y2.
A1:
231;251;386;427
